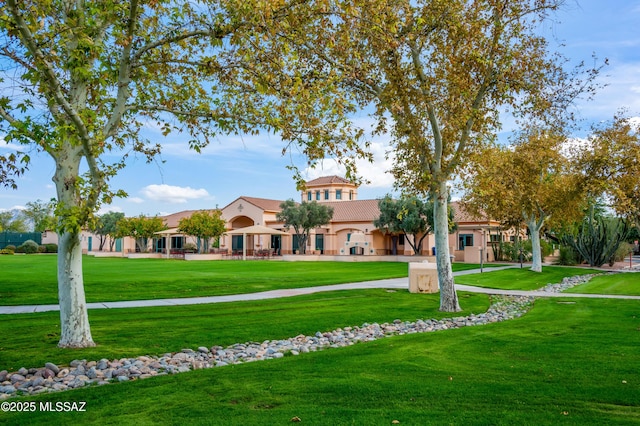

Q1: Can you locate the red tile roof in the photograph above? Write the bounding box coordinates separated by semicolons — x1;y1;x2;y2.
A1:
305;175;355;187
450;201;497;224
320;199;380;222
236;196;287;212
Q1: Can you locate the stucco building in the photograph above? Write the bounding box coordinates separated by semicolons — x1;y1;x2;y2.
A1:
52;175;519;262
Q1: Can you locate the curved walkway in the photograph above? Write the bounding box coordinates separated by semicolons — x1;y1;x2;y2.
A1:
2;265;639;315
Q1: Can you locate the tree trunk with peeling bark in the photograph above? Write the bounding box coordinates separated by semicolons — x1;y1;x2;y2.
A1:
53;150;95;348
524;213;546;273
433;182;461;312
56;230;94;348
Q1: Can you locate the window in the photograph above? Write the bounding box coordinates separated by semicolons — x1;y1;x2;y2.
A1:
489;234;501;243
171;236;184;249
316;191;321;200
232;235;243;251
399;234;405;245
458;234;474;250
349;190;353;200
336;189;342;200
324;189;329;200
307;191;312;201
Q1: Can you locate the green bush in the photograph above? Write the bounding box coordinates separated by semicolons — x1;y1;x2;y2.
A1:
0;248;14;255
37;245;47;253
44;243;58;253
19;240;40;254
556;245;579;266
612;242;633;264
5;244;16;252
498;242;531;262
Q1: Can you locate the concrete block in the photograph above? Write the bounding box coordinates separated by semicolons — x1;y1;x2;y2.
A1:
408;262;439;293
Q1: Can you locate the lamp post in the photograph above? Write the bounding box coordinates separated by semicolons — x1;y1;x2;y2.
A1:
519;248;524;269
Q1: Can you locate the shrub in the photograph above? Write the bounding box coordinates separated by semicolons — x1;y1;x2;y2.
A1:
19;240;40;254
498;242;531;262
44;243;58;253
556;245;579;266
183;243;197;253
611;242;633;265
0;248;14;255
5;245;16;252
37;245;47;253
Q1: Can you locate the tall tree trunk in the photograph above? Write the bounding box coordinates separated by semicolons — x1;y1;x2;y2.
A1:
433;182;461;312
57;230;95;348
53;150;95;348
524;213;545;273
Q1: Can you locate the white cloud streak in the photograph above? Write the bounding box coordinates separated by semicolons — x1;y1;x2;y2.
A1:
140;184;211;204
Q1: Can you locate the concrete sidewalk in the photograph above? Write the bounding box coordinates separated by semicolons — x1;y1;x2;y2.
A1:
2;265;638;315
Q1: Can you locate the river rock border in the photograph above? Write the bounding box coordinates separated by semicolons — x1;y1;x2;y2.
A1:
0;274;598;399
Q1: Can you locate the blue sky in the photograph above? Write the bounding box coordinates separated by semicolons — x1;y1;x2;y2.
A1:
2;0;640;217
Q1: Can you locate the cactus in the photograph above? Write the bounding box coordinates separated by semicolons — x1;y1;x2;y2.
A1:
561;210;629;267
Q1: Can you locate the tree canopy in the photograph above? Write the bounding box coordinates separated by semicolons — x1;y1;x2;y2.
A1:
463;128;586;272
178;210;226;254
115;215;166;253
580;114;640;234
374;195;455;255
91;211;125;251
276;200;333;254
22;199;56;232
0;210;28;232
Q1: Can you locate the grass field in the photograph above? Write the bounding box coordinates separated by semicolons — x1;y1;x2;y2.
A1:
563;272;640;295
454;266;603;290
2;296;639;425
0;255;502;305
0;256;411;305
0;289;489;370
2;258;639;424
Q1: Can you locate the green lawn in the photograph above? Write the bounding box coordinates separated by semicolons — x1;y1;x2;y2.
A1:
0;255;497;305
3;296;639;425
563;272;640;295
0;290;489;370
0;256;410;305
454;266;603;291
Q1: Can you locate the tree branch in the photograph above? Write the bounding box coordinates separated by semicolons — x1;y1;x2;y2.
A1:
103;0;138;139
5;0;91;150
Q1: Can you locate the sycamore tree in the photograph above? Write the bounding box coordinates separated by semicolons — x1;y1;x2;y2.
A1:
463;128;586;272
178;210;226;254
582;113;640;234
276;200;333;254
0;1;366;347
278;0;599;311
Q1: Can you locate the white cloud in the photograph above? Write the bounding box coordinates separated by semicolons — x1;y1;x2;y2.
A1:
0;205;26;212
140;184;211;204
97;205;123;215
0;138;23;151
128;197;145;204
